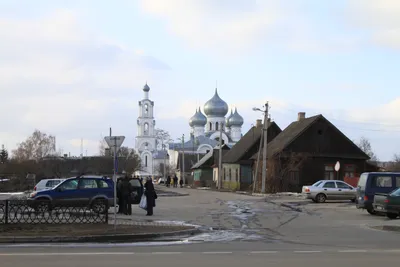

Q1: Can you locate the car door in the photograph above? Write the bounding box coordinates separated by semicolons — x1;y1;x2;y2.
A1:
78;179;100;206
53;178;80;206
335;181;354;200
321;181;338;199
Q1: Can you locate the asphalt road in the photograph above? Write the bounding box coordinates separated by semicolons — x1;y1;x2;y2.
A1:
1;245;399;267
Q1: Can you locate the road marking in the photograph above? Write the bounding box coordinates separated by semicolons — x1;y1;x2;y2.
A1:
151;252;182;255
250;251;278;254
338;250;367;253
294;251;321;253
202;251;233;254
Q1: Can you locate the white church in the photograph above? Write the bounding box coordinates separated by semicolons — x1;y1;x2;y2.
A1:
134;83;168;177
134;83;245;177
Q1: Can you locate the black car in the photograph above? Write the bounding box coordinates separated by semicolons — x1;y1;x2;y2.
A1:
117;177;144;204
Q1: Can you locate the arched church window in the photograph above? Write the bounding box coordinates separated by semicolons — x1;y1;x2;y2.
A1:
145;156;148;167
144;142;148;150
209;122;212;131
144;104;148;114
144;123;149;135
216;122;219;131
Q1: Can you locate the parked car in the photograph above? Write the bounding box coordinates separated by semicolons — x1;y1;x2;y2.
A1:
373;187;400;219
355;172;400;215
28;175;114;213
33;178;66;192
157;177;165;184
302;180;356;203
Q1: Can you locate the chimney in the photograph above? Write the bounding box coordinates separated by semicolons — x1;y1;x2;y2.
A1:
298;112;306;121
256;119;262;127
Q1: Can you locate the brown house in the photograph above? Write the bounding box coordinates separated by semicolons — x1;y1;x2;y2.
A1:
252;112;371;192
221;119;282;190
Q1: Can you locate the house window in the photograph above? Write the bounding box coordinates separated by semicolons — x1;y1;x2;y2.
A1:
324;165;335;180
344;164;355;178
145;156;148;167
223;168;226;180
216;122;219;131
289;171;299;185
209;122;212;131
229;169;231;181
235;169;239;182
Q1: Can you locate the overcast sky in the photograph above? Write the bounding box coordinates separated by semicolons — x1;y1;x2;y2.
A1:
1;0;400;160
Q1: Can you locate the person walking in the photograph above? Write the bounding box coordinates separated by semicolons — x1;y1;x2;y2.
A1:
166;175;171;187
120;175;133;215
173;175;178;188
179;177;184;188
144;177;157;216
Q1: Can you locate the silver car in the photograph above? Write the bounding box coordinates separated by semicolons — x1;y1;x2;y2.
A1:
302;180;356;203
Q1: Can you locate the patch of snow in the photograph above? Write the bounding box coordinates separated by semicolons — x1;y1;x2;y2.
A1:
152;220;201;228
186;230;264;242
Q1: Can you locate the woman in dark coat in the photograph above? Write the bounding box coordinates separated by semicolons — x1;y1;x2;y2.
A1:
144;177;156;216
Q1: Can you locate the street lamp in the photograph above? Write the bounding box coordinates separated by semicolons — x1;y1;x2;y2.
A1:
253;102;269;193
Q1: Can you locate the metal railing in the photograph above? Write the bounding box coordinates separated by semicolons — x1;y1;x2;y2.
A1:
0;199;108;224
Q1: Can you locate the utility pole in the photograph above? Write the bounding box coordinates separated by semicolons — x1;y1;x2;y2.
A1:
253;128;264;193
261;102;269;194
182;134;185;185
218;124;223;190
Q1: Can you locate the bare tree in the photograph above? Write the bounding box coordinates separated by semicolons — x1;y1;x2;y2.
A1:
155;129;172;150
98;138;107;156
387;154;400;171
254;152;309;193
154;162;174;176
12;130;57;161
357;136;378;163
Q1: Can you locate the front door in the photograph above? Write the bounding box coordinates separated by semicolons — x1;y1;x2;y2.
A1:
53;178;80;206
322;181;338;200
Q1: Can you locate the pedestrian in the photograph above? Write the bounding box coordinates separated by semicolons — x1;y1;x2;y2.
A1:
120;175;133;215
117;178;123;214
144;176;157;216
173;175;178;188
179;178;183;188
166;175;171;187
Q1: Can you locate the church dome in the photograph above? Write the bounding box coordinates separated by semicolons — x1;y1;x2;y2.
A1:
143;83;150;92
228;108;244;127
204;89;229;117
189;107;207;127
225;110;233;127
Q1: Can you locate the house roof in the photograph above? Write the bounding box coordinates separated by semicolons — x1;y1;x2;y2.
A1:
250;114;369;159
222;122;280;163
152;150;168;159
176;152;200;172
192;150;213;169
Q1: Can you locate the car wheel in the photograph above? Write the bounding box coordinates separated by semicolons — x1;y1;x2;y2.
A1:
91;199;107;214
386;213;398;219
315;193;326;203
367;208;377;215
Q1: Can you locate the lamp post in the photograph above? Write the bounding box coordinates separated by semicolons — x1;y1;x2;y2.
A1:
177;134;185;185
253;102;269;193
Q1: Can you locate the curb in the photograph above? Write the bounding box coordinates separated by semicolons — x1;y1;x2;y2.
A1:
0;228;202;244
370;225;400;232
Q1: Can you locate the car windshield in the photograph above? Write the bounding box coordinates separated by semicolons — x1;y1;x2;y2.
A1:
312;181;323;187
129;179;141;187
390;188;400;196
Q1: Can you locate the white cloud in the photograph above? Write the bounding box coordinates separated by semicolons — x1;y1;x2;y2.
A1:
347;0;400;49
139;0;357;55
0;9;170;155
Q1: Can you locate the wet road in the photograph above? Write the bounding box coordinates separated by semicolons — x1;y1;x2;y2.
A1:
1;245;399;267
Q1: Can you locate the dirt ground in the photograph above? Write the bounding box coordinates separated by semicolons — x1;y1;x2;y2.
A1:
0;224;193;236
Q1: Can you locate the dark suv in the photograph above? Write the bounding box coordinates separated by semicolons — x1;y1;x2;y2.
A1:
28;175;114;213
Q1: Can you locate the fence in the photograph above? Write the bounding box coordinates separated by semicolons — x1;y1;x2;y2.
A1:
0;199;108;224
